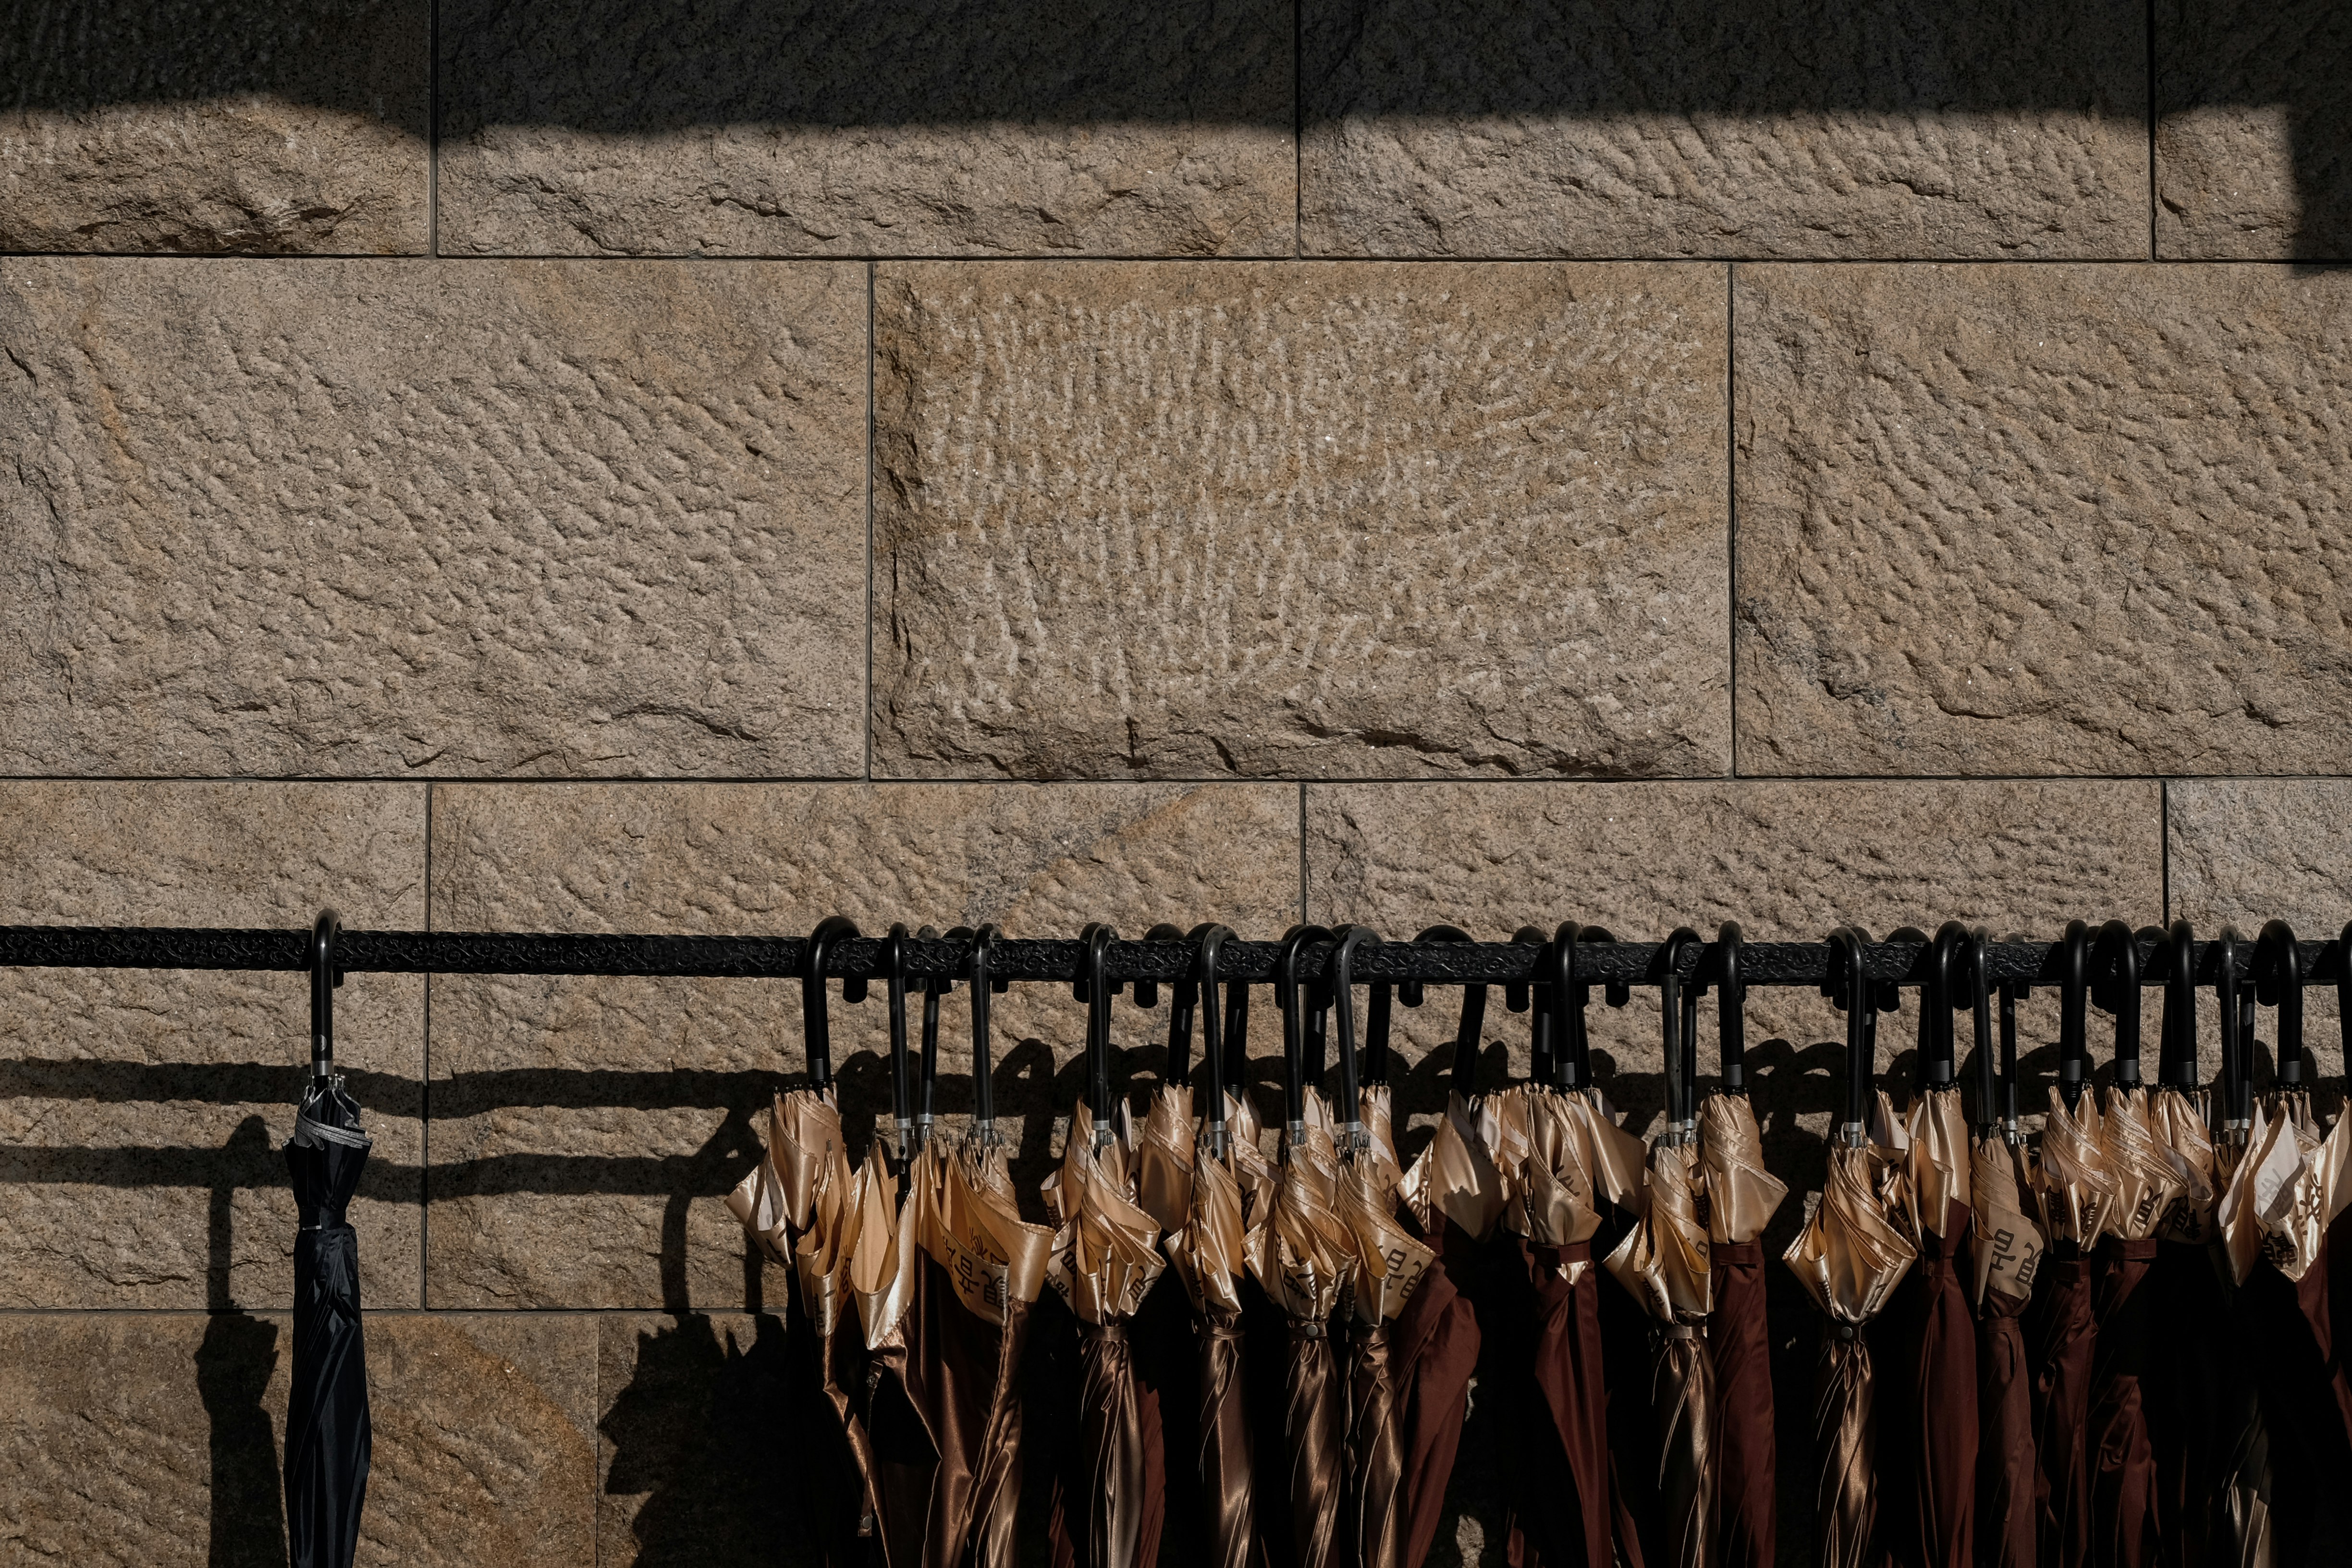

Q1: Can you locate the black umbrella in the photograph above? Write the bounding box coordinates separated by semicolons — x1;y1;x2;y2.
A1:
284;909;373;1568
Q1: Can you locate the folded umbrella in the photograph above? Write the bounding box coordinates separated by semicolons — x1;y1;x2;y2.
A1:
1696;925;1787;1568
283;912;371;1568
2141;922;2226;1568
1166;1057;1257;1568
904;925;1056;1568
852;1137;932;1568
1784;929;1917;1568
726;913;872;1565
1332;926;1481;1568
2032;1080;2116;1568
1883;922;1978;1568
1604;928;1715;1568
1246;925;1354;1568
1044;1101;1169;1568
1495;924;1649;1568
1967;945;2045;1568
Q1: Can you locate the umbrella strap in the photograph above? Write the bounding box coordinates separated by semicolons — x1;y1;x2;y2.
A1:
292;1110;371;1150
1660;1323;1705;1342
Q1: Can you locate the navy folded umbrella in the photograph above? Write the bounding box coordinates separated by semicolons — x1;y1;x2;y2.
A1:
284;911;373;1568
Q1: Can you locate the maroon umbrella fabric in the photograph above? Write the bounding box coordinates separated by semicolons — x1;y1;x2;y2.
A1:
2029;1088;2113;1568
1969;1135;2045;1568
2087;1088;2181;1568
1696;1092;1785;1568
1883;1090;1976;1568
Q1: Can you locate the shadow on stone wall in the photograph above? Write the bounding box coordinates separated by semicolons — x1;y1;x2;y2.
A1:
8;0;2349;258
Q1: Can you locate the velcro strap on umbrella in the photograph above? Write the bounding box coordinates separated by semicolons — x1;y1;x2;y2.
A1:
293;1111;373;1150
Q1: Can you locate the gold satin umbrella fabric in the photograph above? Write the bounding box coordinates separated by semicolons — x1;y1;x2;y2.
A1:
1783;1116;1917;1568
1247;1100;1356;1568
728;1089;880;1565
852;1142;935;1568
1699;1092;1787;1568
2143;1088;2227;1568
906;1135;1056;1568
1043;1104;1169;1568
1167;1113;1257;1568
1137;1084;1196;1239
1335;1152;1436;1568
1605;1135;1715;1568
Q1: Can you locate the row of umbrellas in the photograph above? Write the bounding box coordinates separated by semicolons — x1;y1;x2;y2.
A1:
261;909;2352;1568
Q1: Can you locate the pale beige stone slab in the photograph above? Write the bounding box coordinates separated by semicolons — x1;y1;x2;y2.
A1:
1735;263;2352;776
874;260;1729;780
436;0;1293;257
1307;778;2163;1138
425;781;1302;1307
2156;0;2352;259
1301;0;2149;259
0;0;428;254
0;1311;596;1567
0;258;867;777
0;782;425;1309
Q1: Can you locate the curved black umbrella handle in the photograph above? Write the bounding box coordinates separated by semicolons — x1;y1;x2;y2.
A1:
1330;925;1381;1155
802;915;863;1094
1657;928;1703;1133
1080;923;1120;1144
1963;927;1996;1133
1549;923;1591;1092
968;923;1002;1140
1713;922;1747;1094
1192;924;1234;1154
2256;920;2304;1090
2212;925;2248;1138
2058;919;2092;1110
1828;927;1874;1141
1508;925;1549;1089
309;909;343;1086
884;924;914;1152
1997;943;2026;1139
919;926;957;1141
1275;925;1334;1143
2090;919;2143;1089
1921;922;1970;1089
2155;919;2199;1090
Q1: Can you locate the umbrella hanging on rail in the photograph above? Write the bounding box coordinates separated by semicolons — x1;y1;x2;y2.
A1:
899;924;1056;1568
1604;927;1717;1568
1493;923;1647;1568
1882;922;1978;1568
1696;923;1788;1568
2030;921;2110;1568
726;915;875;1566
2140;921;2231;1568
1159;924;1262;1568
2084;920;2182;1568
1965;931;2046;1568
1042;924;1169;1568
1248;925;1354;1568
1783;927;1916;1568
283;910;373;1568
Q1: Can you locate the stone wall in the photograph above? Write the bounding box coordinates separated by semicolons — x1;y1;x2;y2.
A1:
3;2;2349;1563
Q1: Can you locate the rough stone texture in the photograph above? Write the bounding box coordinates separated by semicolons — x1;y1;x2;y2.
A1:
2168;778;2352;1090
0;783;425;1310
1735;264;2352;777
2156;0;2352;259
425;781;1302;1308
0;258;867;778
436;0;1294;257
0;0;427;254
0;1312;595;1567
1308;778;2163;1130
874;261;1729;780
1300;0;2149;259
